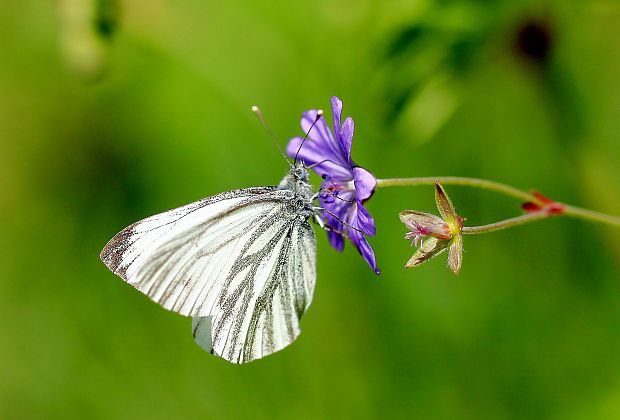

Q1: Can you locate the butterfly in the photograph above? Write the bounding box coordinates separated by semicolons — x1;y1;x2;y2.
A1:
100;161;322;364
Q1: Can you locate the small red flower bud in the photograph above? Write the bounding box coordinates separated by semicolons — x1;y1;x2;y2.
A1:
522;202;542;213
522;192;565;216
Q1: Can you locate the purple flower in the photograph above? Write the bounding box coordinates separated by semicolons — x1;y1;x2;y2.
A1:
287;96;379;274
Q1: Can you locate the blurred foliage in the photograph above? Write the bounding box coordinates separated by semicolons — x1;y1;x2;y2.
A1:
1;0;620;418
56;0;118;81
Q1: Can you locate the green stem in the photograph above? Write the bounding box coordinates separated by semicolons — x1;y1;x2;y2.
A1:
376;177;537;203
461;212;548;235
376;177;620;229
562;204;620;227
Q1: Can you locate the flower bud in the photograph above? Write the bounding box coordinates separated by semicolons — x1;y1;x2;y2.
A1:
400;183;464;274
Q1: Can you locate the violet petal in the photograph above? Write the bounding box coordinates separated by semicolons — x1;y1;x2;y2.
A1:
355;202;376;236
352;167;376;202
330;96;343;137
299;110;348;168
327;229;345;252
287;137;353;181
340;117;354;162
319;186;355;216
349;227;380;274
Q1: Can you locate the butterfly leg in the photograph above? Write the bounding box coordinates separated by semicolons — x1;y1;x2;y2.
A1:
314;214;325;229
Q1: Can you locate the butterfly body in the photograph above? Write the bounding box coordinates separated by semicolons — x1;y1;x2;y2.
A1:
101;163;319;363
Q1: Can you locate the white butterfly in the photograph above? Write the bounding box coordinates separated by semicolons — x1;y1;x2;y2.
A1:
100;162;321;363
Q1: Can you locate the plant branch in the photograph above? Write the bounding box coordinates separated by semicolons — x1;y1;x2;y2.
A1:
461;212;549;235
376;176;620;229
376;177;537;203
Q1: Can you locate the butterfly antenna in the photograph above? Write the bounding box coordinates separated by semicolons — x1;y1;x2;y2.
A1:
252;105;292;168
307;158;340;170
294;109;323;166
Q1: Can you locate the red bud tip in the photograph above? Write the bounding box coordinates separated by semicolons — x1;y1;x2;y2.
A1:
531;191;555;204
523;192;565;215
546;203;565;215
522;202;542;213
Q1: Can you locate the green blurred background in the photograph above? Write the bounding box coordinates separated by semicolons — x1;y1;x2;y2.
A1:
2;0;620;418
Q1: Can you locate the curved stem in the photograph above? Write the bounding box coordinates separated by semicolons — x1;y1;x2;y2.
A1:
462;212;548;235
376;176;620;229
376;177;537;203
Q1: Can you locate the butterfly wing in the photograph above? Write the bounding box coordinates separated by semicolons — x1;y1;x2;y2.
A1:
100;186;317;363
192;219;316;363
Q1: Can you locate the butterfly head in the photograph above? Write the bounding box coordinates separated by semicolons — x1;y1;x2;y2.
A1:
278;161;314;200
292;161;310;183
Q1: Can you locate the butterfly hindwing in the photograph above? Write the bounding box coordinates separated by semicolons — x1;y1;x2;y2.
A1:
193;219;316;363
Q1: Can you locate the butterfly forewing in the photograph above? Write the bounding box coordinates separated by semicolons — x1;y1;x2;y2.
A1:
100;184;317;363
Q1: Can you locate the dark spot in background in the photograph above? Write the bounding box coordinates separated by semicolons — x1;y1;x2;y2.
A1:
95;0;119;40
514;19;553;66
447;37;479;74
385;25;426;59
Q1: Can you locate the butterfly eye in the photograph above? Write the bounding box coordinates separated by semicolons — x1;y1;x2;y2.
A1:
294;168;306;180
